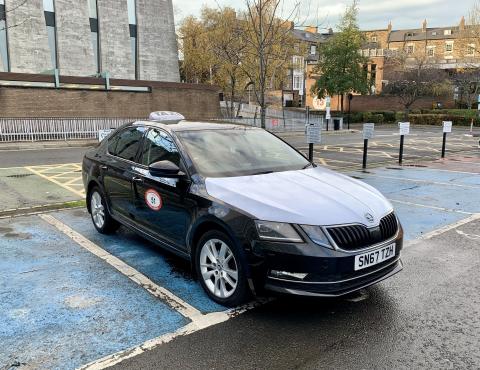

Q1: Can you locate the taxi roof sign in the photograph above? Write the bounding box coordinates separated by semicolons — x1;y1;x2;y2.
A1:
149;111;185;124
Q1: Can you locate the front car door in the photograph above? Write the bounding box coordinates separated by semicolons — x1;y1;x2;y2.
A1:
131;128;194;252
102;126;145;220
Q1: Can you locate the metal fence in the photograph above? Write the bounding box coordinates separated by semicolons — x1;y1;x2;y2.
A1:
0;117;141;142
220;102;325;132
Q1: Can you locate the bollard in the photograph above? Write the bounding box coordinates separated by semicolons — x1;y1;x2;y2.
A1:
362;139;368;169
441;132;447;158
399;135;405;165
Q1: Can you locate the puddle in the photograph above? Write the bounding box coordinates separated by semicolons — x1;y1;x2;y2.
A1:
4;232;33;240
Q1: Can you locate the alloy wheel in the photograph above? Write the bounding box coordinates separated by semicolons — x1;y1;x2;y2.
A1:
91;191;105;229
199;238;238;299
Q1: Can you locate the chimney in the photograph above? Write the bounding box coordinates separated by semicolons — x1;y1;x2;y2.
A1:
387;21;392;33
460;16;466;31
305;26;318;34
422;19;427;32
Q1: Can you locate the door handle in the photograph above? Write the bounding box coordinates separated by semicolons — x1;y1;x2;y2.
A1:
132;177;144;184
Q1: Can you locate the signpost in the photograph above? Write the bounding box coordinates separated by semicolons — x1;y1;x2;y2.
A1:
441;121;452;158
325;96;331;131
398;122;410;165
362;123;375;169
305;107;321;162
98;129;113;142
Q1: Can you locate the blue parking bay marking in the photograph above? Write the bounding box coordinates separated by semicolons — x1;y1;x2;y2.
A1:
349;167;480;241
0;215;188;370
51;208;224;314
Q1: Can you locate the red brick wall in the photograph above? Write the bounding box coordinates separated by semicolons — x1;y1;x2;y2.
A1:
335;95;455;112
0;73;220;119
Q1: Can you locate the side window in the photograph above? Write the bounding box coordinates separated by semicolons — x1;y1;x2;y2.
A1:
141;129;181;167
109;127;145;162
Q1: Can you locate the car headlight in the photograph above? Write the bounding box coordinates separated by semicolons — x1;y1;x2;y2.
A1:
255;221;303;243
300;225;333;249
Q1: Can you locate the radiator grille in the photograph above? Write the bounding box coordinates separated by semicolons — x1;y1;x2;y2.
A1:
327;213;398;251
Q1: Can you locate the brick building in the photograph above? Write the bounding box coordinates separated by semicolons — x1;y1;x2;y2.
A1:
289;17;479;110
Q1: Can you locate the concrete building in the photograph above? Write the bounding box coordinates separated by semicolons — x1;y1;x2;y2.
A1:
0;0;179;82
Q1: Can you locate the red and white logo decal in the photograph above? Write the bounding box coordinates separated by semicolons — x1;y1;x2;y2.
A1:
145;189;162;211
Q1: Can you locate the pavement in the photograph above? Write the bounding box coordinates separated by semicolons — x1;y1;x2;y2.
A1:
0;126;480;369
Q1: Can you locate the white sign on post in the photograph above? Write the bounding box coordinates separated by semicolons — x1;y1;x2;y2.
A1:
325;96;331;120
399;122;410;136
306;122;322;144
98;129;113;142
363;123;375;140
443;121;452;133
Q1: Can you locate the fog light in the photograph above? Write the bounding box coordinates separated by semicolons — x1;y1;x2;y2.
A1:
270;270;308;280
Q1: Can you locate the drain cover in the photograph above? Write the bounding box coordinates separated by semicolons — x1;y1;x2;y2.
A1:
6;173;34;178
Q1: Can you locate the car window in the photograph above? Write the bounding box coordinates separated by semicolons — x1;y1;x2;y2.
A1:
108;127;145;162
140;129;181;167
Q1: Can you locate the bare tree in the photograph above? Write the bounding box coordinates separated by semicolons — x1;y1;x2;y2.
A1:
0;0;30;32
382;52;451;119
240;0;300;128
453;70;480;109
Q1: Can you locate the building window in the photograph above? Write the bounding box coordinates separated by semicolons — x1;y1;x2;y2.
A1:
406;44;414;55
127;0;138;79
467;44;476;56
310;44;316;55
43;0;58;70
427;46;435;57
88;0;100;74
371;36;377;43
293;56;303;68
444;29;452;36
0;0;9;72
445;41;454;53
293;75;302;90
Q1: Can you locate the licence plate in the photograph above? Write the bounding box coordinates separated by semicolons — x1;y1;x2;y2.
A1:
354;243;396;271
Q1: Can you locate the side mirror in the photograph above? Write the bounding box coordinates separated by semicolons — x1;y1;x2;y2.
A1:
149;161;184;178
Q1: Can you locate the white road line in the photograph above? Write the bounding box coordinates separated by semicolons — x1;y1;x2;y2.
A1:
39;213;270;370
388;199;474;215
39;213;202;320
77;299;269;370
405;213;480;247
366;174;480;189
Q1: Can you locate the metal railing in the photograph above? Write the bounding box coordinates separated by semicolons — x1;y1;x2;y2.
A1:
0;117;141;142
220;103;325;132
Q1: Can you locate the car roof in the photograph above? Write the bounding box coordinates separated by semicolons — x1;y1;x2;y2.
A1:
132;120;260;133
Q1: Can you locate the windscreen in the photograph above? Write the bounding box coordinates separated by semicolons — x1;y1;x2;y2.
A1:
176;128;310;178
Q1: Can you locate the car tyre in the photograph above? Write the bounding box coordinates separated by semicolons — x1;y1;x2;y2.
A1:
89;186;120;234
196;230;249;307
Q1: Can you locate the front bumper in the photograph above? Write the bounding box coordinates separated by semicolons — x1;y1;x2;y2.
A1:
250;227;404;297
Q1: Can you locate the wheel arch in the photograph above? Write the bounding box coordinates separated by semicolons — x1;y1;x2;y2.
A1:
188;216;250;278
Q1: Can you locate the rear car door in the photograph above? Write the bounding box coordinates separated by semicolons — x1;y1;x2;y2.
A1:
131;128;193;252
103;126;145;219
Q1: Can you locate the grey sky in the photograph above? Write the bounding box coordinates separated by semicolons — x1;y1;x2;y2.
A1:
172;0;474;31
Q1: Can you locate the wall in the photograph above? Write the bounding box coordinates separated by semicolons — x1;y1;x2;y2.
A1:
6;0;51;73
55;0;96;76
336;95;455;112
0;74;220;119
137;0;180;82
97;0;134;79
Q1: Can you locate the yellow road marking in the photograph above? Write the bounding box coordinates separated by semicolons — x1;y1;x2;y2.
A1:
25;163;85;197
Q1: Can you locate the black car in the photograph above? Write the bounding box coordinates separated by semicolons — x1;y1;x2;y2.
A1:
82;112;403;306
